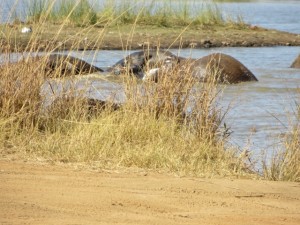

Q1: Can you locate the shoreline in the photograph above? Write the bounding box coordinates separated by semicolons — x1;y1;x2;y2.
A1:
1;24;300;52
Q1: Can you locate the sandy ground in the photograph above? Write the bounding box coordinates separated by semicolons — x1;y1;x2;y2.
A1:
0;159;299;225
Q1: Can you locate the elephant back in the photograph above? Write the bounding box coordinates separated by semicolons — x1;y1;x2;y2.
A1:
190;53;258;84
46;54;103;76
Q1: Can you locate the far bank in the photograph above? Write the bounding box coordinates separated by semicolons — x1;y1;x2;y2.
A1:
1;24;300;52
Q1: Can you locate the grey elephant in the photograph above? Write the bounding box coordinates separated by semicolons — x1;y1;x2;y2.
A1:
182;53;258;83
18;54;104;77
291;54;300;68
43;54;104;77
144;53;258;84
106;49;181;78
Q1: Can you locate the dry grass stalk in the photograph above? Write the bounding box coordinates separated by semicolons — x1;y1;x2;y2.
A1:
262;101;300;182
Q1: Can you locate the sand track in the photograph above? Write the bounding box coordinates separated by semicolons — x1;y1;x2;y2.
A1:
1;160;299;225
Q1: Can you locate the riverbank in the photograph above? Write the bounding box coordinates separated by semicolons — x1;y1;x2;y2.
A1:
1;24;300;52
1;159;299;225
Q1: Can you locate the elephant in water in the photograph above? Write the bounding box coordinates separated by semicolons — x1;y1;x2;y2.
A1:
16;54;104;78
36;51;257;84
181;53;258;83
43;54;104;77
144;53;258;84
106;49;181;78
291;54;300;68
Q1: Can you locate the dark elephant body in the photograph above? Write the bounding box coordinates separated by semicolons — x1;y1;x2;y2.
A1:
44;54;103;77
143;53;258;84
107;49;181;77
291;54;300;68
2;54;103;77
180;53;258;83
43;49;255;84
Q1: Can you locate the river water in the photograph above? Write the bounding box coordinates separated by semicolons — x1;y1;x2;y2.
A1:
1;0;300;157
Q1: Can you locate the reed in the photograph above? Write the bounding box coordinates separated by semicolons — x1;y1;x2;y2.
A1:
262;99;300;182
0;55;44;128
96;0;229;27
1;79;245;177
26;0;97;26
20;0;245;28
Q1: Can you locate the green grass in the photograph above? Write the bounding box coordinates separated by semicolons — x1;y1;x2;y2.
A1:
21;0;246;28
26;0;98;26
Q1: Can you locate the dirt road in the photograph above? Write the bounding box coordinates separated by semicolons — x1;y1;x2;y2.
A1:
1;160;299;225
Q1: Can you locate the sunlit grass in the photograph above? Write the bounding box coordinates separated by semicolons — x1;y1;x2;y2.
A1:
262;99;300;182
18;0;246;28
26;0;97;26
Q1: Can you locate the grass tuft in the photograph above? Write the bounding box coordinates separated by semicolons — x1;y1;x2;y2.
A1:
20;0;245;28
25;0;98;26
262;100;300;182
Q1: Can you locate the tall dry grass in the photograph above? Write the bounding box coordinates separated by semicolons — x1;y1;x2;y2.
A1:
0;35;249;177
0;53;44;127
262;99;300;182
